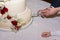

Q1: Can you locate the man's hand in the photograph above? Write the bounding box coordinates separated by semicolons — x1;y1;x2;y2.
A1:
38;8;58;17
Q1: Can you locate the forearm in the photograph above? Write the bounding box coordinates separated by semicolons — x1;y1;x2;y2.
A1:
51;0;60;7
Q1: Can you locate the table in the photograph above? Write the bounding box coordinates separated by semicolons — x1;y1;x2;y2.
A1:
0;17;60;40
0;0;60;40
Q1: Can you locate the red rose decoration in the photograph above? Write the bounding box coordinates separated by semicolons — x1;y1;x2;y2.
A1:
7;15;12;19
1;10;5;15
0;7;8;15
3;7;8;12
11;20;18;26
15;26;19;30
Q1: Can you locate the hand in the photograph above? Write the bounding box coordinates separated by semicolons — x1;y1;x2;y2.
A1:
38;8;58;17
41;32;51;38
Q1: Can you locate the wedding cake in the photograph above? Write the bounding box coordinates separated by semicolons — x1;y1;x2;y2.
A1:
0;0;32;31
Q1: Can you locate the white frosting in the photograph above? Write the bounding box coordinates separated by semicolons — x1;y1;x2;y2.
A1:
5;0;26;15
0;2;4;9
17;7;32;25
0;7;32;30
0;0;32;31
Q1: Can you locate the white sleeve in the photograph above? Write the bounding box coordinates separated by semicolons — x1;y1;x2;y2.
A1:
51;31;60;36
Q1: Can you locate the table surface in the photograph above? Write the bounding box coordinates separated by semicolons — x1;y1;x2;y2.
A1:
0;0;60;40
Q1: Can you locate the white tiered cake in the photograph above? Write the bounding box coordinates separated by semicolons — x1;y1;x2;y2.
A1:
0;0;32;31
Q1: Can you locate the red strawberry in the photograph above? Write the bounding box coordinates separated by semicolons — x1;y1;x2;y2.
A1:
11;20;18;26
7;15;11;19
3;7;8;12
15;26;19;30
1;10;5;15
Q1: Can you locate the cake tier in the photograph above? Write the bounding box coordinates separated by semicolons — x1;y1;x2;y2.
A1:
0;7;32;31
5;0;26;15
17;7;32;25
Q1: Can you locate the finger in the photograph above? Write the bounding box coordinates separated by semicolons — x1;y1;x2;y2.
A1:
39;12;47;18
41;10;47;13
40;10;47;15
37;10;43;13
37;10;43;15
41;13;45;18
41;12;47;17
37;10;46;17
38;8;48;14
38;9;49;17
38;9;47;13
41;10;51;17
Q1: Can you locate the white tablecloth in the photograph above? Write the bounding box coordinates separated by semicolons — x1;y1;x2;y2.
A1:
0;17;60;40
0;0;60;40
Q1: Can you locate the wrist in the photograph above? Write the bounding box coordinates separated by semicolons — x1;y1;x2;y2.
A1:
55;7;60;12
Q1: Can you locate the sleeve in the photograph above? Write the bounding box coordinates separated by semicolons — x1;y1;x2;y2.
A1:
51;31;60;36
51;0;60;7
